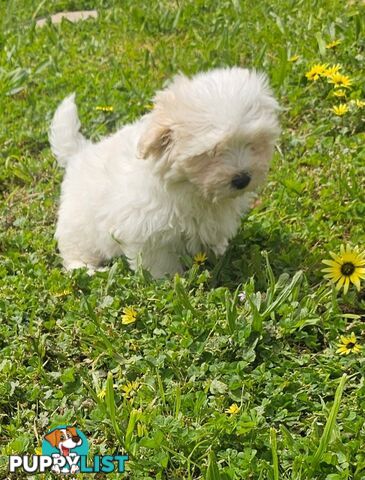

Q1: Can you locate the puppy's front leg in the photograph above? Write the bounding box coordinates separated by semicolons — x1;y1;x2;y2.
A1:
210;239;229;257
142;247;184;279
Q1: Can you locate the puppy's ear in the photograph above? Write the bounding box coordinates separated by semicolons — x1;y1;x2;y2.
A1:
45;430;60;447
137;88;177;161
66;426;78;437
137;125;173;160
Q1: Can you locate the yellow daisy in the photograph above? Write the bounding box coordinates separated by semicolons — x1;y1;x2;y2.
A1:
305;63;329;81
95;105;114;112
355;99;365;108
121;306;138;325
97;388;106;400
323;64;342;77
336;332;362;355
194;252;208;265
121;380;140;399
333;89;346;98
53;289;72;297
225;403;240;415
322;245;365;294
327;73;352;89
332;104;348;116
326;39;342;49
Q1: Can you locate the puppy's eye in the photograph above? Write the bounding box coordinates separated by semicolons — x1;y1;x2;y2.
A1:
247;143;257;152
249;143;267;154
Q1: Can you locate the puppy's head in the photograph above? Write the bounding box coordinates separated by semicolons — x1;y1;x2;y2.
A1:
45;427;82;455
138;67;280;201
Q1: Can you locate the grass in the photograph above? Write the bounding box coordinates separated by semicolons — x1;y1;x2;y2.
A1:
0;0;365;478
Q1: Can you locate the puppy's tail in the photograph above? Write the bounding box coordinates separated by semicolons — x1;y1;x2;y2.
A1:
49;93;91;167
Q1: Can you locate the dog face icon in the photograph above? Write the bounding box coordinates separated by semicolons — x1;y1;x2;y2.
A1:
45;426;82;456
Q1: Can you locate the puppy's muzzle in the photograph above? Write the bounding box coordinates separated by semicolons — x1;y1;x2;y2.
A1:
231;172;251;190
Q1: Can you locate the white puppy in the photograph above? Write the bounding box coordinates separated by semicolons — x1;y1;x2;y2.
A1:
50;67;280;278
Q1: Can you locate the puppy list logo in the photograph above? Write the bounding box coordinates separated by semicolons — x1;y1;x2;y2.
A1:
8;425;128;474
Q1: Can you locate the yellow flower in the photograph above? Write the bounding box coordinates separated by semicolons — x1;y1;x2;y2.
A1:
289;55;299;62
336;332;362;355
305;64;329;81
53;289;72;297
327;73;352;89
194;252;208;265
326;39;342;49
332;104;348;116
323;64;342;77
121;306;138;325
322;244;365;294
226;403;240;415
95;105;114;112
97;388;106;400
333;89;346;98
35;446;42;455
121;380;140;399
355;99;365;108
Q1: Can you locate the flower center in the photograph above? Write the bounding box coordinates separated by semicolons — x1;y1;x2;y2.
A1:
341;262;355;276
347;342;355;349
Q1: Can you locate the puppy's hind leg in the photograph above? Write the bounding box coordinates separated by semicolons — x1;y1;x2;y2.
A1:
56;229;107;274
55;200;110;273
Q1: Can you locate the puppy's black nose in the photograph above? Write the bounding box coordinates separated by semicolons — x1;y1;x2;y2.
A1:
231;172;251;190
72;435;81;443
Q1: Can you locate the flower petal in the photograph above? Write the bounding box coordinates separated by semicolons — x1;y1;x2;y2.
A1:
355;268;365;278
329;251;342;262
322;259;340;267
323;274;342;283
350;273;361;291
336;276;345;290
343;277;350;294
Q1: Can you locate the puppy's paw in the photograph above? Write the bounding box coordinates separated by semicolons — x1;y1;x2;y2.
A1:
211;241;229;257
64;260;92;271
52;465;61;474
63;260;107;275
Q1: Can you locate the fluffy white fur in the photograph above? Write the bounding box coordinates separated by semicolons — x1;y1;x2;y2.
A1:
50;67;280;278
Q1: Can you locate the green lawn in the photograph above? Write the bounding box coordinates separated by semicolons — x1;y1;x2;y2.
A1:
1;0;365;478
